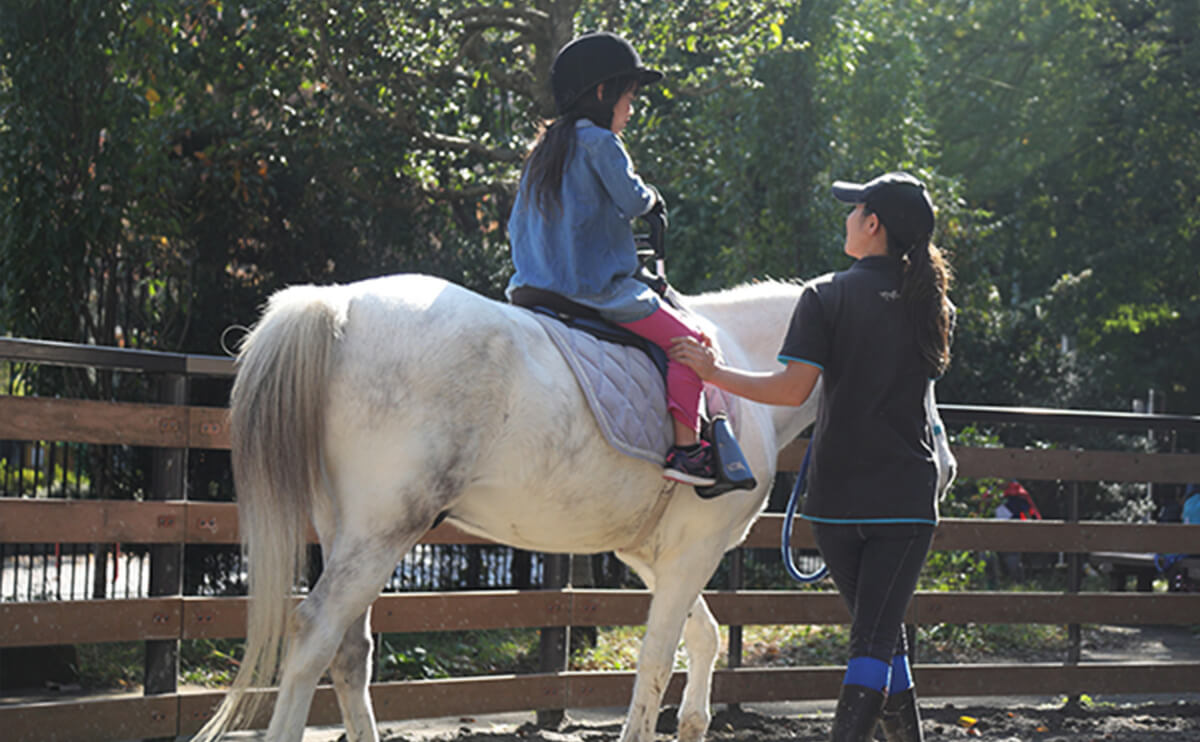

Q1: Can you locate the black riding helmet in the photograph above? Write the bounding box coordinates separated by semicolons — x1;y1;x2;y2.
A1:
551;32;664;115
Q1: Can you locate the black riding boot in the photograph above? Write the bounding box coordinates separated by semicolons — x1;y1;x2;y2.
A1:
829;684;886;742
878;687;923;741
878;686;921;734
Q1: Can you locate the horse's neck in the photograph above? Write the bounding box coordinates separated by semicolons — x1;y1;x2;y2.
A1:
690;280;817;448
690;279;803;369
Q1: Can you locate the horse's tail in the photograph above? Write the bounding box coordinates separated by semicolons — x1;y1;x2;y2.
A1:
194;286;342;741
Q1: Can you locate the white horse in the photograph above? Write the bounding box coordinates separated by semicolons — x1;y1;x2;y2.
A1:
193;273;818;742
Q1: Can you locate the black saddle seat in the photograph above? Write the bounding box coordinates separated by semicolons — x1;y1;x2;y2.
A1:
508;286;668;379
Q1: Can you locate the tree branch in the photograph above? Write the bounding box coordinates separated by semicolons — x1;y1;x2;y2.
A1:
485;67;540;102
424;181;517;203
417;131;523;162
462;18;536;36
450;6;549;27
318;18;523;164
326;164;515;212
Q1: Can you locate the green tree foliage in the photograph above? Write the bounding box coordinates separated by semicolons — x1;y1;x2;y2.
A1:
0;1;179;346
1;0;793;356
649;0;961;290
294;0;794;292
919;0;1200;414
1;0;1196;421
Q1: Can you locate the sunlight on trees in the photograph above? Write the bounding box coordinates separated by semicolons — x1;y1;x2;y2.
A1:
1;0;1196;415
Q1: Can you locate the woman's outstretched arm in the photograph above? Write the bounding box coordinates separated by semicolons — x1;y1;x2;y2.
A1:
669;336;820;407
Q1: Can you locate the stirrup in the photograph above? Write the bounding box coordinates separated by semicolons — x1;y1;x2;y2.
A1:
694;414;757;499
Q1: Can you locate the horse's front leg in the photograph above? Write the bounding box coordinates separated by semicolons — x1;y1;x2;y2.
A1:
328;607;380;742
618;549;721;742
677;596;720;742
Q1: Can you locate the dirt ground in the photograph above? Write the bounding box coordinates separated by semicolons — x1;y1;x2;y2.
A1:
217;624;1200;742
370;700;1200;742
326;623;1200;742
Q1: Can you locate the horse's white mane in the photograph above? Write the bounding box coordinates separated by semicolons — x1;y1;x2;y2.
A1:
678;277;810;373
688;277;808;308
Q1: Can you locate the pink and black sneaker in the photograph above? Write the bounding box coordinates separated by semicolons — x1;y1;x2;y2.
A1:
663;440;718;486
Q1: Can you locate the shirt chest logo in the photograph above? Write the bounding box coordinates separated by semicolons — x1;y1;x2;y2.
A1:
879;289;900;301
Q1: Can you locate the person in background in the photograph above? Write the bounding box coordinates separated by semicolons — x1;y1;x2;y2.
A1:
992;481;1042;582
1155;483;1200;590
1183;484;1200;524
671;172;952;741
995;480;1041;521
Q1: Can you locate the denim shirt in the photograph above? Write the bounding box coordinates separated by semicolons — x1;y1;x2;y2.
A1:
506;119;661;323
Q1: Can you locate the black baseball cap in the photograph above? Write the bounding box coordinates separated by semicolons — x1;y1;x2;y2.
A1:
551;32;664;115
832;172;935;247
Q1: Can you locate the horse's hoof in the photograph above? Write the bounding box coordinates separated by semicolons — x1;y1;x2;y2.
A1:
676;711;710;742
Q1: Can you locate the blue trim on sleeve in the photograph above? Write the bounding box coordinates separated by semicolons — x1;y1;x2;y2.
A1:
777;355;823;370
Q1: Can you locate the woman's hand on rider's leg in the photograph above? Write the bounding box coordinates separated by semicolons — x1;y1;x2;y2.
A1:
670;336;717;380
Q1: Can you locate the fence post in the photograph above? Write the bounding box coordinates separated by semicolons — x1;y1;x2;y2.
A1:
144;373;187;729
726;548;744;712
1065;480;1082;708
537;553;570;727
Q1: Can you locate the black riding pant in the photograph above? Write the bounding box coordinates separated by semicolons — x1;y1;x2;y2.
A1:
812;521;935;662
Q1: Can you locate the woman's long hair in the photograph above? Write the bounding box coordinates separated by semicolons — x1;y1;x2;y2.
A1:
521;73;638;214
871;210;954;376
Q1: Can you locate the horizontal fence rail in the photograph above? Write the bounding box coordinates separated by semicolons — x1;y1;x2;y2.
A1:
7;395;1200;476
3;337;1200;742
0;337;234;377
5;589;1200;648
3;499;1200;554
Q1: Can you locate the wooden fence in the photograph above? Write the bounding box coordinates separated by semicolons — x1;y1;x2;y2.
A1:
1;336;1199;742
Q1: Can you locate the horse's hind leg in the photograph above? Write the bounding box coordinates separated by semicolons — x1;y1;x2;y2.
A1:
266;534;412;742
328;607;379;742
678;596;720;742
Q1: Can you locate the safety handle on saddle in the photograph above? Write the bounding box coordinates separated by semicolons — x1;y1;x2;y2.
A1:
637;209;667;279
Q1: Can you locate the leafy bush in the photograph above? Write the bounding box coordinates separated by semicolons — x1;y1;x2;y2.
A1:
377;630;539;682
73;642;143;690
180;638;243;687
0;456;93;498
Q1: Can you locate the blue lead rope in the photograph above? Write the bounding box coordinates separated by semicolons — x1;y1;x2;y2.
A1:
782;442;829;583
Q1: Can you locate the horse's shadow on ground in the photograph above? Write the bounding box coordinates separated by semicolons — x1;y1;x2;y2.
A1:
373;701;1200;742
376;707;825;742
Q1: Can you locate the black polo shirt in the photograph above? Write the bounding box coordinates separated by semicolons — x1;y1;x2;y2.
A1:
778;256;937;523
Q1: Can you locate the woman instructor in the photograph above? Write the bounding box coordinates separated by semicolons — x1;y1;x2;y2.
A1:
671;172;953;742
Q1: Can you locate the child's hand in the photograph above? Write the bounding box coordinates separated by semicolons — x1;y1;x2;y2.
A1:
670;336;717;380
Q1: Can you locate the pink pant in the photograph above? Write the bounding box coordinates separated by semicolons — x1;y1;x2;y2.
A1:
619;304;705;432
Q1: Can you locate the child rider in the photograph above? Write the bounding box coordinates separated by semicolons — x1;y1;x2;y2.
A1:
507;32;718;487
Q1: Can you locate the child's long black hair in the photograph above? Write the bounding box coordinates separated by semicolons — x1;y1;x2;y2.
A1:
868;206;954;376
520;73;639;214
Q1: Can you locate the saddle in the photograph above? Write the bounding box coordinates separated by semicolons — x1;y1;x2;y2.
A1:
509;285;669;379
510;284;756;498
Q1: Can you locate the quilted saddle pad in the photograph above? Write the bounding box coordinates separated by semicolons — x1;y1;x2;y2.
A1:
530;312;673;466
